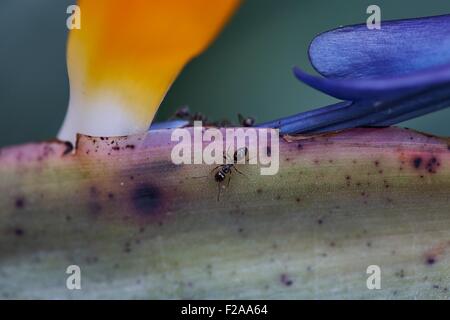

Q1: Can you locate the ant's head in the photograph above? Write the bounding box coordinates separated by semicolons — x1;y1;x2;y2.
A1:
222;166;231;174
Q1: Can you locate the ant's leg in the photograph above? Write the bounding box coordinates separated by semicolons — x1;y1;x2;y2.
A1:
233;166;248;177
238;113;245;126
210;165;220;175
222;149;232;165
217;183;221;201
224;143;233;164
227;175;232;187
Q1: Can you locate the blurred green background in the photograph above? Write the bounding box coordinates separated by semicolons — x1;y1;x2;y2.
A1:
0;0;449;147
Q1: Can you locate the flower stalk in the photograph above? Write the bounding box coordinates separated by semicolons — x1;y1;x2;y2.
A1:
0;127;449;298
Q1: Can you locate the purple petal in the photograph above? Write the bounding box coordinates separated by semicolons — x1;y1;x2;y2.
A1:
257;84;450;134
309;14;450;79
293;64;450;100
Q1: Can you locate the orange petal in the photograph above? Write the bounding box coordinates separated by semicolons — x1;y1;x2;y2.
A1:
59;0;240;143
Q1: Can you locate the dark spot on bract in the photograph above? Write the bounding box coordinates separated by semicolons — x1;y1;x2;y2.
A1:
126;144;135;149
395;269;405;278
425;156;440;174
426;256;436;265
15;197;25;209
132;184;162;215
280;274;293;286
14;228;24;236
413;157;422;169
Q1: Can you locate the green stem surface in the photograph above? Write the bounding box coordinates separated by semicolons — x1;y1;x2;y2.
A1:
0;127;449;299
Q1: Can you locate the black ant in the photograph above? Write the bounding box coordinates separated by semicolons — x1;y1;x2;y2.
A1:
238;113;255;127
213;146;249;201
171;105;210;125
195;146;249;201
172;105;191;119
172;107;255;128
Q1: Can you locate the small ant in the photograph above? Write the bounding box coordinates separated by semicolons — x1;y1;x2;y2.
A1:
172;107;255;128
172;105;213;126
213;146;249;201
238;113;255;127
195;146;249;201
173;105;191;119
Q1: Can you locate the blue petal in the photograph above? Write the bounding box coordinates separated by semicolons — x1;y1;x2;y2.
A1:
309;14;450;79
259;14;450;134
293;64;450;100
257;84;450;134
